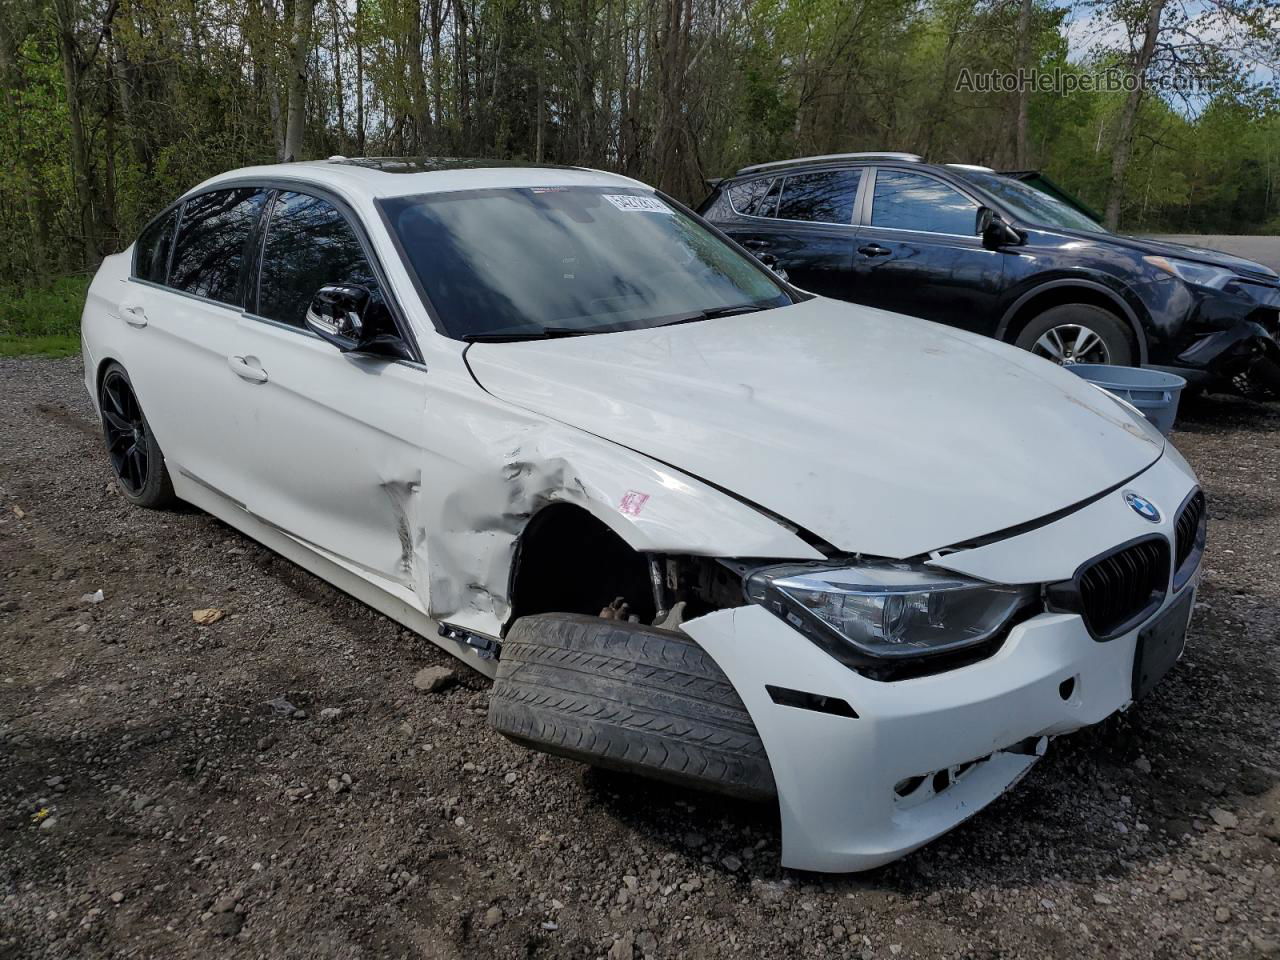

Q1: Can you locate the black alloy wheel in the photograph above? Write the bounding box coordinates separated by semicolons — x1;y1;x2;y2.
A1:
99;363;176;508
102;369;151;494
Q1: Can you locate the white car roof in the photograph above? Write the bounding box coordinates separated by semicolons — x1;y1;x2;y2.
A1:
191;158;649;201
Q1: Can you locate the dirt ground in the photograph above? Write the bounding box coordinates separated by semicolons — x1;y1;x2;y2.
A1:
2;355;1279;960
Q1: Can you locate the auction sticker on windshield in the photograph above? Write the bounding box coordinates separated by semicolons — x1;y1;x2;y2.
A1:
603;194;672;214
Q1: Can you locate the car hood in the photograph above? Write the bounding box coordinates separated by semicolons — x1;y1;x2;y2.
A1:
1037;228;1278;283
1120;235;1278;283
466;298;1164;559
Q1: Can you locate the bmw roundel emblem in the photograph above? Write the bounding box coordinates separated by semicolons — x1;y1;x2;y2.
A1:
1124;490;1161;523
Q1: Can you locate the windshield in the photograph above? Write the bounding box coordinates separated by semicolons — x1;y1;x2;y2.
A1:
959;172;1108;234
380;186;793;339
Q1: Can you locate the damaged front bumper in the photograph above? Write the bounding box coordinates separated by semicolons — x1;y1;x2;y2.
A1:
1168;320;1280;387
684;449;1202;873
1138;274;1280;385
686;589;1192;872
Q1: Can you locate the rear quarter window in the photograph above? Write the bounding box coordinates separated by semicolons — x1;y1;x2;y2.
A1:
728;178;777;217
134;209;178;283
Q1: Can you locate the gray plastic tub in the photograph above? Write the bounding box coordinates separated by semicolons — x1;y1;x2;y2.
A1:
1065;364;1187;437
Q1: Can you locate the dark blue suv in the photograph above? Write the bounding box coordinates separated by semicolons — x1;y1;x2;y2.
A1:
698;153;1280;392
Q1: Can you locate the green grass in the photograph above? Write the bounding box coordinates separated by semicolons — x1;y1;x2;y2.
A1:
0;333;81;357
0;275;90;357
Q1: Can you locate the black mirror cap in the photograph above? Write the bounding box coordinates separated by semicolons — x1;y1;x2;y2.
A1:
306;284;373;351
977;208;1025;249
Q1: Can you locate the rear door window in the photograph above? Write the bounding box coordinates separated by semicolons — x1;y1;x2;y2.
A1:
134;209;178;283
168;188;269;305
255;191;388;330
775;169;861;224
870;171;978;235
728;178;775;217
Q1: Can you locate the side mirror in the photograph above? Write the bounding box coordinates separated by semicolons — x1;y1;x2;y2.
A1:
976;206;1023;249
757;252;790;282
306;284;372;351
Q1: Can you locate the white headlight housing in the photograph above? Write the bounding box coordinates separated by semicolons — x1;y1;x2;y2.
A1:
747;562;1037;665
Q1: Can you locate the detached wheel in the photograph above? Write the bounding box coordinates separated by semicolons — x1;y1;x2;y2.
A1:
490;614;776;800
99;362;177;508
1015;304;1136;366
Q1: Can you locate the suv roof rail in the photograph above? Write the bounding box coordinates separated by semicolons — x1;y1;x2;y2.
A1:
735;152;922;176
945;163;996;173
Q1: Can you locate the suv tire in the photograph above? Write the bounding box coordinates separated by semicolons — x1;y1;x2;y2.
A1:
489;613;776;800
1015;303;1136;366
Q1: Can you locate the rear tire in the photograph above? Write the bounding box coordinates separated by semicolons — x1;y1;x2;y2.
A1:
1014;303;1136;366
98;362;177;509
489;614;776;800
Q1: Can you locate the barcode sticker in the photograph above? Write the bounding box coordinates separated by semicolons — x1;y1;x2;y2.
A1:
603;194;672;214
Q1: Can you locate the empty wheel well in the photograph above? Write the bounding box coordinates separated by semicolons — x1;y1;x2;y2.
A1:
95;356;121;395
504;503;749;633
1002;286;1143;357
506;503;656;629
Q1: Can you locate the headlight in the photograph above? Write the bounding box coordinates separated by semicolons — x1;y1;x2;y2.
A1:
747;562;1037;664
1143;255;1236;290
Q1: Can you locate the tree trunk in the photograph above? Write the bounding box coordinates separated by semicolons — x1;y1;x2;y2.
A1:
427;0;445;148
355;0;365;153
331;0;346;150
1104;0;1166;231
1013;0;1033;168
409;0;429;150
248;0;286;158
284;0;315;161
452;0;471;151
52;0;101;266
0;0;52;274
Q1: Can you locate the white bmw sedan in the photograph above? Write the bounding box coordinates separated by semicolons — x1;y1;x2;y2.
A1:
81;158;1205;872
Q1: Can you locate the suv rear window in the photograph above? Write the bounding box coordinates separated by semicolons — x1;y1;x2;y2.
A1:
168;188;269;305
775;170;860;224
727;178;776;217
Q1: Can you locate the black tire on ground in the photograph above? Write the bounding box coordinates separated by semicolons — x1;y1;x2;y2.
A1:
1247;355;1280;397
489;614;776;800
98;361;178;509
1014;303;1137;366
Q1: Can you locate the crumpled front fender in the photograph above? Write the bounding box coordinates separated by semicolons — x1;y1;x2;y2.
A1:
416;371;823;638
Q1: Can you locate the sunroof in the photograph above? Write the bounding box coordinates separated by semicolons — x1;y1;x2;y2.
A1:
328;156;580;174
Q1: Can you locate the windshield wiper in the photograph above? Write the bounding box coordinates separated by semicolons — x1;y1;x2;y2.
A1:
462;327;598;343
653;303;770;328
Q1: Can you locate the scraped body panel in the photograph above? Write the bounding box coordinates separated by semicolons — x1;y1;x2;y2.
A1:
466;297;1163;558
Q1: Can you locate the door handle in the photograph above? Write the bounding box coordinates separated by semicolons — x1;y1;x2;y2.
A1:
858;244;892;257
121;304;148;328
228;355;269;384
741;239;771;250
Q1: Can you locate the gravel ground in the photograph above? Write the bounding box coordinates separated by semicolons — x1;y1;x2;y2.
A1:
2;355;1279;960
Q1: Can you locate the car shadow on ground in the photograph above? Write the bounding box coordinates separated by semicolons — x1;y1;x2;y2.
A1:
1174;390;1280;434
